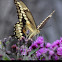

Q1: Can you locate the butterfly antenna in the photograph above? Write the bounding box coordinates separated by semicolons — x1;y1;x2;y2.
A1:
37;10;55;29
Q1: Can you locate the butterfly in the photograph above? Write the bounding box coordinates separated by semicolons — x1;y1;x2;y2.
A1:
14;0;55;40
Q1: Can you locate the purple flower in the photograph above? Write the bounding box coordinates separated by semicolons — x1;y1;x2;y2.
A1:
40;48;48;54
36;36;44;45
21;48;27;55
49;50;54;56
29;36;44;50
36;51;41;57
29;43;38;50
46;43;51;48
57;47;62;56
36;48;49;57
50;45;58;50
55;55;58;60
51;41;56;48
40;43;44;48
55;40;60;46
51;40;60;49
20;49;23;53
42;57;45;60
60;44;62;47
50;54;58;60
60;37;62;43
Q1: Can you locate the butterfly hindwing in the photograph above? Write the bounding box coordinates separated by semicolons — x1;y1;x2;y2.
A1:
14;16;26;39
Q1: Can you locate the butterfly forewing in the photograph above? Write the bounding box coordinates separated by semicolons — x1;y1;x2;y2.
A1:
14;17;26;39
19;0;37;29
14;0;39;39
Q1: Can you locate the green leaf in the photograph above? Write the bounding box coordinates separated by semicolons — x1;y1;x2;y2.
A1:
2;45;4;48
6;41;9;44
28;48;39;57
3;54;11;60
24;48;39;60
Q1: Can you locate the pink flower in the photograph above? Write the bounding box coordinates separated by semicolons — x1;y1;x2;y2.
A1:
29;43;38;50
57;47;62;56
36;48;49;57
36;36;44;45
60;37;62;43
46;43;51;48
49;50;54;55
40;43;44;48
51;40;60;49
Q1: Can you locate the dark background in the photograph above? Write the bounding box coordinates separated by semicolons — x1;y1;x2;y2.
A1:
0;0;62;43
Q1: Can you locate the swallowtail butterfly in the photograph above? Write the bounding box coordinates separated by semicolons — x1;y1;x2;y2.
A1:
14;0;55;40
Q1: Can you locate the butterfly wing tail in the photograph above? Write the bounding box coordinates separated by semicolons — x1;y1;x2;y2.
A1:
37;10;55;29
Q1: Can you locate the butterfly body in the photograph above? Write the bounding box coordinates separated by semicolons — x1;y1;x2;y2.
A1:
14;0;55;40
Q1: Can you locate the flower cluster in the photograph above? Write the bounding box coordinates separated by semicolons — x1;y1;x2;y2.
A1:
0;36;62;60
29;37;62;60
